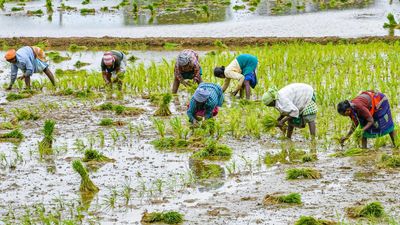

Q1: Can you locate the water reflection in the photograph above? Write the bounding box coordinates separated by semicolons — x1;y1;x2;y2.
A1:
189;159;226;192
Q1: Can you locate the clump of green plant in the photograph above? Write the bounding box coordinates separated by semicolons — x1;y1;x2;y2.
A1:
82;149;114;163
346;202;385;218
379;154;400;168
47;51;71;63
12;108;40;121
191;160;224;180
232;4;245;10
74;60;90;68
27;9;44;16
264;147;308;165
38;120;56;156
330;148;369;157
128;55;138;63
11;7;24;11
191;139;232;161
80;8;95;15
0;129;24;140
383;13;400;29
141;211;183;224
93;102;145;116
72;160;99;193
263;114;278;131
154;93;172;116
151;137;189;151
81;0;90;5
6;92;32;101
0;122;16;130
68;44;88;52
263;193;302;205
163;42;180;50
46;0;53;13
0;0;5;10
286;168;321;180
294;216;337;225
99;118;113;126
214;40;228;49
301;153;318;163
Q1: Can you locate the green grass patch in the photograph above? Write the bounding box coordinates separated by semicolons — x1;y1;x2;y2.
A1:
190;140;232;161
346;202;385;218
141;211;183;224
286;168;321;180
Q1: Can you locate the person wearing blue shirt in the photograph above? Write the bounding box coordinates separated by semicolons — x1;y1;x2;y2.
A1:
4;46;56;90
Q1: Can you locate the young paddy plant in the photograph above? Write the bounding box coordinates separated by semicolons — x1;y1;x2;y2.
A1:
346;202;385;219
141;211;184;224
0;129;24;141
82;149;115;163
72;160;99;193
190;139;232;161
263;193;302;205
286;167;321;180
154;93;172;116
12;108;40;121
294;216;337;225
38;120;56;156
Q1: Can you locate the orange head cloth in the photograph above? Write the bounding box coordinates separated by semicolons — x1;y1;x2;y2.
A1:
5;49;16;61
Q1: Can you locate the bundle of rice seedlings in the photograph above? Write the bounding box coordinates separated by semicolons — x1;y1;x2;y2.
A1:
263;193;302;205
191;160;224;180
0;129;24;140
330;148;368;157
141;211;183;224
99;118;113;126
6;92;32;101
72;160;99;193
0;122;16;130
346;202;384;218
294;216;337;225
12;108;40;121
263;115;278;131
301;153;318;163
154;93;172;116
264;147;307;165
286;168;321;180
379;154;400;168
38;120;56;155
191;139;232;161
120;106;145;116
82;149;114;163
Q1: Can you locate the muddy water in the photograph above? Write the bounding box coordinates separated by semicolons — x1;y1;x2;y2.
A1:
0;92;400;224
0;0;399;37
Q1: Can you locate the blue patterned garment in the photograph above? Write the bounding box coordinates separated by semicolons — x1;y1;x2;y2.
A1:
187;83;224;122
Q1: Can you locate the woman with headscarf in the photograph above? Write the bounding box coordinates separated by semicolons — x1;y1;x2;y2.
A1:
187;83;224;125
213;54;258;100
4;46;56;90
101;50;127;90
262;83;317;140
337;90;396;149
172;49;202;94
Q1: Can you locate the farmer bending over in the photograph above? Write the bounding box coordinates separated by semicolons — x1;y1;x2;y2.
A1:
5;46;56;90
262;83;317;140
214;54;258;100
187;83;224;125
337;90;396;149
101;50;127;90
172;49;202;94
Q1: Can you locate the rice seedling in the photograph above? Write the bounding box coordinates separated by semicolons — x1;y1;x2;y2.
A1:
38;120;56;156
0;0;4;10
0;129;24;141
301;153;318;163
163;42;180;50
11;7;24;11
378;154;400;168
72;160;99;193
294;216;337;225
74;60;90;68
68;44;88;52
141;211;183;224
154;93;172;116
191;160;224;180
264;147;307;165
81;0;90;5
191;139;232;161
263;114;278;131
47;51;70;63
286;168;321;180
383;13;400;29
128;55;138;63
0;122;16;130
12;108;40;121
104;188;118;210
46;0;53;13
122;180;133;206
82;149;115;163
27;9;43;16
330;148;370;157
232;4;245;10
99;118;113;126
151;137;189;150
346;202;385;218
263;193;302;205
6;91;33;101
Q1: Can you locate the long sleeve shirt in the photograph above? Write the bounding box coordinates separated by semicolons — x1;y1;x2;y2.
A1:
187;83;224;122
276;83;314;118
10;46;36;85
174;49;201;83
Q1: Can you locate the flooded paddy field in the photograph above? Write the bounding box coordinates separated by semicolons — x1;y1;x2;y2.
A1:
1;43;400;224
0;0;399;37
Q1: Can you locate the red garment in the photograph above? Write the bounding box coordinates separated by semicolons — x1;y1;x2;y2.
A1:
351;92;378;122
174;49;201;83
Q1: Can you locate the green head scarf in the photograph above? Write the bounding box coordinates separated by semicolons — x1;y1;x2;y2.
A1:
262;86;278;106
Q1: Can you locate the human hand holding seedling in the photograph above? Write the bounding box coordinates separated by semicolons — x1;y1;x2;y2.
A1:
181;80;190;87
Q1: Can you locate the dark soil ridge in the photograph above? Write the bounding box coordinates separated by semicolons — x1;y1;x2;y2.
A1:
1;36;400;50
